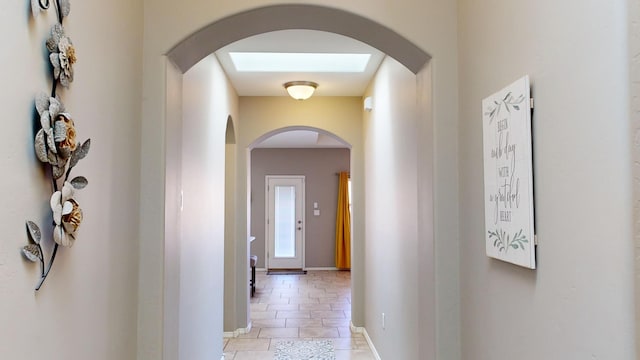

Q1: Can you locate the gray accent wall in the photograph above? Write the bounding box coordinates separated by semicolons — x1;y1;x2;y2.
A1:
630;0;640;354
458;0;634;358
1;0;142;359
250;148;350;268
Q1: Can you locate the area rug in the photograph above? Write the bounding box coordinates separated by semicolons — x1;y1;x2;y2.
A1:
266;269;307;275
274;340;335;360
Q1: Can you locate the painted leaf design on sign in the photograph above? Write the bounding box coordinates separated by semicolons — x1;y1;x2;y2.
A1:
488;228;528;253
26;221;42;244
484;92;526;124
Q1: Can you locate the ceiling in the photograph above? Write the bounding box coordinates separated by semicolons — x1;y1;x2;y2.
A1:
255;130;348;148
217;29;380;148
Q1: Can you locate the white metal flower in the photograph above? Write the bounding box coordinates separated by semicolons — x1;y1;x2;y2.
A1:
34;93;78;178
34;94;61;165
46;24;76;87
50;181;83;247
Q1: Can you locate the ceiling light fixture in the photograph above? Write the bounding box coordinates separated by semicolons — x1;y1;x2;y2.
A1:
284;81;318;100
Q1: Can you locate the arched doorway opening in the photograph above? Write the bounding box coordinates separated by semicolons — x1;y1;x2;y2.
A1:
166;5;429;74
243;126;355;348
155;4;436;359
247;125;352;275
250;126;351;149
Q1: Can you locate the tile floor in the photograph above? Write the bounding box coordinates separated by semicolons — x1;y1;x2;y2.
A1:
223;270;376;360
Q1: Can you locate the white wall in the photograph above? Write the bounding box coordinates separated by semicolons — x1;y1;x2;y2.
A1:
363;56;419;359
630;0;640;354
0;0;142;359
224;123;238;333
458;1;634;359
140;2;460;357
164;60;183;360
178;54;238;359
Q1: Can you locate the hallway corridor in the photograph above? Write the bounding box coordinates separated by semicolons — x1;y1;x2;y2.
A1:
223;271;375;359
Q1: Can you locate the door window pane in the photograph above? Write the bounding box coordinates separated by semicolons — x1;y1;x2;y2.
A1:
275;185;296;258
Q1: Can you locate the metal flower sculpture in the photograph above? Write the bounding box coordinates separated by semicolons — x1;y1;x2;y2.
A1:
46;24;76;87
34;94;81;178
50;181;85;247
23;0;90;290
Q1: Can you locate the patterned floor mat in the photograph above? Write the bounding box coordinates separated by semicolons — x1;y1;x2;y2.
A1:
274;340;335;360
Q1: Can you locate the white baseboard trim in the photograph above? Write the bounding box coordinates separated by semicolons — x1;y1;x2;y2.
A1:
256;267;266;272
350;322;382;360
223;321;252;338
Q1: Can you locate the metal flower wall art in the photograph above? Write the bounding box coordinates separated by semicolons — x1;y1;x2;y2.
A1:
24;0;91;290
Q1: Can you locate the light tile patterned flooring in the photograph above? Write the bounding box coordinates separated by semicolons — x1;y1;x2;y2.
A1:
223;270;376;359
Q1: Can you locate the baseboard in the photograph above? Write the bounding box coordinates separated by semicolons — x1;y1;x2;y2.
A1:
223;321;252;338
260;267;340;271
350;322;382;360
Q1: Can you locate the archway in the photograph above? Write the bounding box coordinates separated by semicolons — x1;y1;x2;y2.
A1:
167;4;430;74
247;125;352;278
154;4;437;359
249;126;352;150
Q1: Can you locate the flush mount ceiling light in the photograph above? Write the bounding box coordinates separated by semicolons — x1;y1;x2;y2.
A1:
284;81;318;100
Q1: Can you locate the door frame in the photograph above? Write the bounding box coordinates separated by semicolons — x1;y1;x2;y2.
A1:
264;175;306;270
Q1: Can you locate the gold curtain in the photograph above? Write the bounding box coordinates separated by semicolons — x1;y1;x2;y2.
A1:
335;172;351;269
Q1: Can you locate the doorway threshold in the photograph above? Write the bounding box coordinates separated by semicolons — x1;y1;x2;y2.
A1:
266;269;307;275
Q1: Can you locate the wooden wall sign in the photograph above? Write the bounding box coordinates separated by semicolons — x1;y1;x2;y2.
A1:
482;76;536;269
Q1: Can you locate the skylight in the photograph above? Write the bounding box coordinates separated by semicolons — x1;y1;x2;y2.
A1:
229;52;372;73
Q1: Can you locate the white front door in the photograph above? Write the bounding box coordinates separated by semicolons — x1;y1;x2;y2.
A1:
266;176;305;269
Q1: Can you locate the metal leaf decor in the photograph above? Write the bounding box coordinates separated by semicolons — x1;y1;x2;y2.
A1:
26;221;42;244
70;176;88;189
31;0;41;18
59;0;71;17
69;138;90;169
22;245;42;262
25;0;89;291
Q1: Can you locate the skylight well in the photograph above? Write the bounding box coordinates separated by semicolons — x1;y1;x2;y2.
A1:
229;52;371;73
